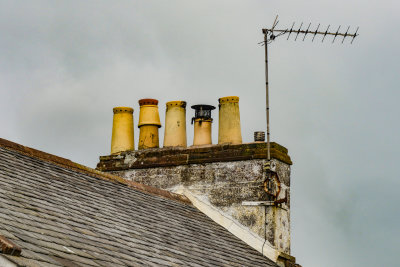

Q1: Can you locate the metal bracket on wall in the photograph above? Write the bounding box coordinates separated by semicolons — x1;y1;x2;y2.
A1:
242;200;288;211
242;201;275;206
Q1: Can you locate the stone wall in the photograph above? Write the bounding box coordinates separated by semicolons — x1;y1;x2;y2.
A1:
97;142;292;254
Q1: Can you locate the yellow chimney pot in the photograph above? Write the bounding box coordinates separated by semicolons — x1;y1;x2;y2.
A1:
138;99;161;127
111;107;135;154
138;99;161;150
193;118;213;146
218;96;242;145
164;101;187;147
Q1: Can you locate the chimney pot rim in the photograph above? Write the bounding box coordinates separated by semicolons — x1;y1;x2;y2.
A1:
139;99;159;106
113;107;134;114
218;96;239;103
166;101;187;108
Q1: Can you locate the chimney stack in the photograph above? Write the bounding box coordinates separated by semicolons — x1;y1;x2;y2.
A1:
164;101;187;147
218;96;242;144
191;104;215;146
111;107;135;154
138;99;161;150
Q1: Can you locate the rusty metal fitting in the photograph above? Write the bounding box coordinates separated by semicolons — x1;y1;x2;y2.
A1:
264;171;281;198
264;161;271;171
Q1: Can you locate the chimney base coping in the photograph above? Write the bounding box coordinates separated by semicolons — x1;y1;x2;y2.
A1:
97;142;292;171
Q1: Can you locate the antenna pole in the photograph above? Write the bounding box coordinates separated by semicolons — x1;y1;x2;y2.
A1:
264;32;271;171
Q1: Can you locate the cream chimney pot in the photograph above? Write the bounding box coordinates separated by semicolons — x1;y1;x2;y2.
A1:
218;96;242;144
164;101;187;147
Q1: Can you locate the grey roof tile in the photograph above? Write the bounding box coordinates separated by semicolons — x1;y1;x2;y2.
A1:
0;143;277;267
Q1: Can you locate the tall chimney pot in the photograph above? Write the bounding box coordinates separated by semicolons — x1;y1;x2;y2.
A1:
218;96;242;144
164;101;187;147
111;107;135;154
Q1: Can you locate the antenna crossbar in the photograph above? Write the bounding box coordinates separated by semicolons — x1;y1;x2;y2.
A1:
262;28;358;39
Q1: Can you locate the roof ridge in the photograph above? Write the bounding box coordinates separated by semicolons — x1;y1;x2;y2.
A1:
0;138;191;205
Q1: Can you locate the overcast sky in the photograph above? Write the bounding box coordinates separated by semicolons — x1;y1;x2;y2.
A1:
1;1;399;266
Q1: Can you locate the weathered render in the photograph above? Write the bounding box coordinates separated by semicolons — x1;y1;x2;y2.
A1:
97;142;293;255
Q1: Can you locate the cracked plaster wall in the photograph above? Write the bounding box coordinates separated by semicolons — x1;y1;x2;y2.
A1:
111;158;291;254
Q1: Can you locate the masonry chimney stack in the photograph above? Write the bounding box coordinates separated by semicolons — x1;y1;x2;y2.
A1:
191;105;215;146
111;107;135;154
164;101;187;147
218;96;242;144
138;99;161;150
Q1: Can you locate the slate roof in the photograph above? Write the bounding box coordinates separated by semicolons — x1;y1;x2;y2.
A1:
0;138;277;267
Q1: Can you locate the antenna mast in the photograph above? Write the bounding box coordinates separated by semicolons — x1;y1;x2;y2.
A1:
261;16;359;201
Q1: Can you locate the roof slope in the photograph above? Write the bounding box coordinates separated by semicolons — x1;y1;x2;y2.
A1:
0;139;277;267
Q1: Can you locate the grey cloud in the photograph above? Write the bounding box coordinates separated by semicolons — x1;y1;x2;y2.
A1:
1;1;399;266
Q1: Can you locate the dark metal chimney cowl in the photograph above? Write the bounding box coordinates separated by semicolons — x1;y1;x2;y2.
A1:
191;104;215;124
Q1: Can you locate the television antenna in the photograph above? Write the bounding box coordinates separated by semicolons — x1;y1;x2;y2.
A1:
243;18;359;257
260;15;359;203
